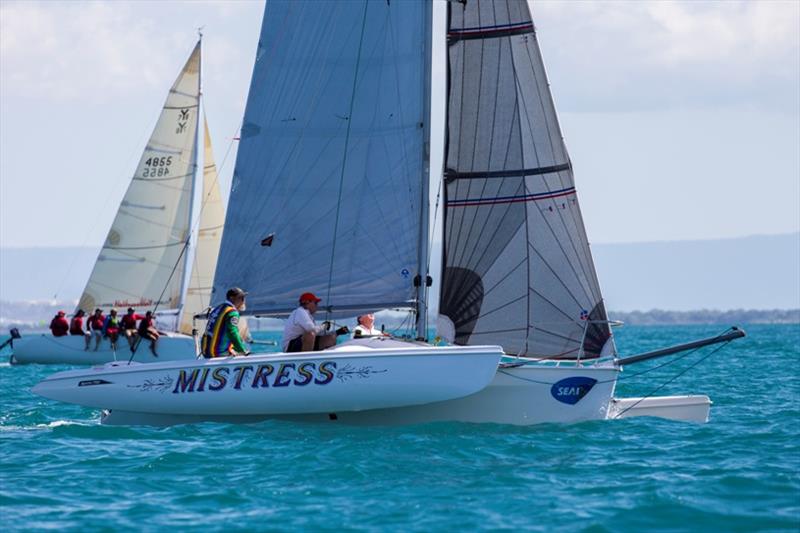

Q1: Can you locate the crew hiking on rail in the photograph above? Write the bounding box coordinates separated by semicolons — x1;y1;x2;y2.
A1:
47;307;163;354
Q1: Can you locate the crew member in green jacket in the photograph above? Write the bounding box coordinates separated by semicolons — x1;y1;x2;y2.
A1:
201;287;250;358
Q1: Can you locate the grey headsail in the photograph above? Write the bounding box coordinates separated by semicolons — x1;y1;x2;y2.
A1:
439;0;611;358
213;0;430;317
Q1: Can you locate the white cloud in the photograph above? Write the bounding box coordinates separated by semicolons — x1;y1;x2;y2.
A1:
0;0;264;103
0;2;178;100
532;0;800;112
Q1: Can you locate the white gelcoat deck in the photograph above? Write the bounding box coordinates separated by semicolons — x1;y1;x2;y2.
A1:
11;333;197;365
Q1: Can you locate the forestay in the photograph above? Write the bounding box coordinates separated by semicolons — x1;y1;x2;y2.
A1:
213;0;429;318
439;0;611;358
179;117;224;335
78;43;201;315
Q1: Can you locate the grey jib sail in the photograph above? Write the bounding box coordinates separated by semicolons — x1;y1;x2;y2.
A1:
213;0;429;317
439;0;611;358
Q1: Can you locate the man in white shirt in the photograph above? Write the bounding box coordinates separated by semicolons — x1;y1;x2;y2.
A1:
352;313;386;338
283;292;348;352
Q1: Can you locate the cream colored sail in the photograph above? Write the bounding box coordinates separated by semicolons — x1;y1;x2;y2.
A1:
78;43;201;316
179;117;224;334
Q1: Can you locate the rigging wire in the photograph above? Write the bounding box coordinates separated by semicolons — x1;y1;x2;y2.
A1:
610;337;736;419
324;0;371;320
127;101;235;362
127;238;192;364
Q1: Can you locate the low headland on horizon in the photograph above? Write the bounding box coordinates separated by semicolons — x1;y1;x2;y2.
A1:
1;232;798;330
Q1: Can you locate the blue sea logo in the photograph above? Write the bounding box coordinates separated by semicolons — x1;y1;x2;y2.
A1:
550;377;598;405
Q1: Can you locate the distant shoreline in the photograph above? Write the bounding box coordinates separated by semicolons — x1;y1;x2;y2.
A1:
1;299;797;331
607;309;799;325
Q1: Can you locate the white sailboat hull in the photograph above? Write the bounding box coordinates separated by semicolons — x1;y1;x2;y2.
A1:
608;395;712;423
101;364;621;426
10;333;197;365
97;365;712;427
32;344;504;415
274;364;617;426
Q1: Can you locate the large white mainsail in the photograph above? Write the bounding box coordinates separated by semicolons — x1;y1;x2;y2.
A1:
178;117;224;335
439;0;612;358
77;42;202;315
212;0;430;319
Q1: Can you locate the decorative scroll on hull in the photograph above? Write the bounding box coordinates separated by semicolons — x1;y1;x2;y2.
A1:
440;0;611;358
212;0;429;318
78;43;201;315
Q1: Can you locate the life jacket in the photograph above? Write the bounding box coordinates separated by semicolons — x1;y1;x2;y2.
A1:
121;314;138;329
89;315;105;330
50;316;69;337
138;316;155;335
69;316;84;335
201;303;236;358
105;316;121;333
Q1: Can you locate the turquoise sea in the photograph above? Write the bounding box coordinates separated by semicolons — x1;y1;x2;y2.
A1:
1;324;798;531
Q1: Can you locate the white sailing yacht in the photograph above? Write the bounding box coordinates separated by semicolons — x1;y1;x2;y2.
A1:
32;0;743;425
12;39;224;365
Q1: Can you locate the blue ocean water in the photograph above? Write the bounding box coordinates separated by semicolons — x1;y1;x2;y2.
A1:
1;324;798;531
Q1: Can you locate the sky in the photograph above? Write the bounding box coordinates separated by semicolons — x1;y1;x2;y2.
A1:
1;0;799;251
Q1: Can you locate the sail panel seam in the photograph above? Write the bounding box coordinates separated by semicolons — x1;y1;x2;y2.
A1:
447;186;575;207
104;242;185;251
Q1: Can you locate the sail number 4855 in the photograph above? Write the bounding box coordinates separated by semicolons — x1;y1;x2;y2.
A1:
142;156;172;177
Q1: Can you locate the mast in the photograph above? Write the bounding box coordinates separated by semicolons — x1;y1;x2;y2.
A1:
415;0;433;340
176;33;204;328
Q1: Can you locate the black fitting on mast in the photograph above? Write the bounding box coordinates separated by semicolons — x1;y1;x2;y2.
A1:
413;274;433;287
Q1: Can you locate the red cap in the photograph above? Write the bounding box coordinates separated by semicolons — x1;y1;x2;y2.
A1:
299;292;321;304
57;311;66;316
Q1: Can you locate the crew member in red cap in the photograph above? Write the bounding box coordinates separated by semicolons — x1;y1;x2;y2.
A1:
282;292;348;352
49;311;69;337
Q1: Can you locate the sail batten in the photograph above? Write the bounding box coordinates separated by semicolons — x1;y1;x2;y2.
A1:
77;42;202;315
445;162;571;180
439;0;611;358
